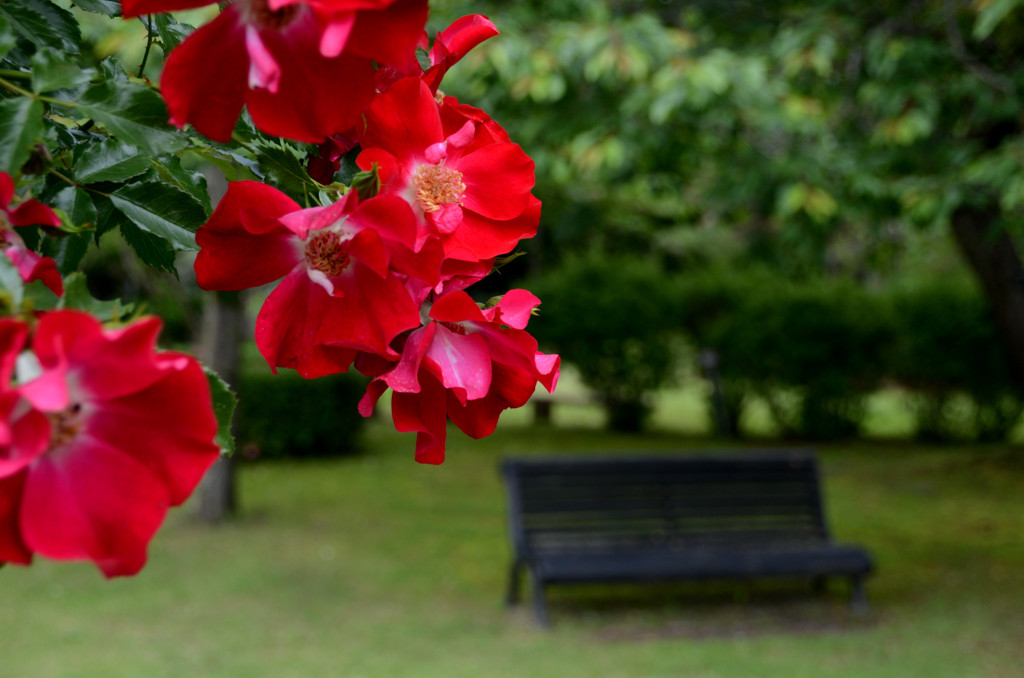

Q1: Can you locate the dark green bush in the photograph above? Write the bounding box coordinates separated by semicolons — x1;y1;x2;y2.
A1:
234;369;369;459
528;251;683;432
679;266;1021;442
887;277;1023;442
679;268;894;439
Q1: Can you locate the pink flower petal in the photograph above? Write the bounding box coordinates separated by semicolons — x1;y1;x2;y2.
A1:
318;13;356;57
422;324;491;403
20;435;170;577
245;26;282;92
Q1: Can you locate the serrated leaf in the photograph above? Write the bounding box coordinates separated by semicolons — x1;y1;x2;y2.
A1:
31;48;94;93
91;193;131;239
0;97;44;175
76;139;150;183
0;15;17;60
150;155;211;215
204;366;238;455
119;220;178;274
110;182;204;251
153;14;193;53
255;143;319;198
191;147;260;183
51;185;98;230
2;0;80;52
76;79;187;157
70;0;122;16
60;272;134;321
0;0;63;52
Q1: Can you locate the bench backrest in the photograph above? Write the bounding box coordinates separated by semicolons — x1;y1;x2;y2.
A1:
501;451;831;557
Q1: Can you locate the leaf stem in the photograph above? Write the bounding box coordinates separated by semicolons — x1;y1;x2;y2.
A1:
138;15;156;79
0;69;31;80
230;132;257;154
0;76;77;107
0;76;34;98
47;169;76;186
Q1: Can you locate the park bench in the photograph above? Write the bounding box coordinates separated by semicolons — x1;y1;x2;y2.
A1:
500;450;874;626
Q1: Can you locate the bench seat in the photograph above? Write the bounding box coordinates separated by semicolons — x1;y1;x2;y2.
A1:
533;543;873;583
501;451;874;626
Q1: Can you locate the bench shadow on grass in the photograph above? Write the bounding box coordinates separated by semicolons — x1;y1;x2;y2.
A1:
534;580;879;641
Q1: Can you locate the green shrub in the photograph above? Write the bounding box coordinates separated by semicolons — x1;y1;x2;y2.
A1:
528;251;683;431
887;277;1023;442
679;268;894;439
234;370;369;459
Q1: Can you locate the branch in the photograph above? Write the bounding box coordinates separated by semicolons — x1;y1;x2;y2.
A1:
943;0;1014;94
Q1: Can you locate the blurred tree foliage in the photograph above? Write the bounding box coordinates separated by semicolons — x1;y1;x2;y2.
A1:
428;0;1024;429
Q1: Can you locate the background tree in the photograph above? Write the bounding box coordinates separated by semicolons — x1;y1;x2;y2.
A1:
428;0;1024;429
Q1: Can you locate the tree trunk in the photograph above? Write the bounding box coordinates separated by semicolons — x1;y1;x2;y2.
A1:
195;291;244;522
950;205;1024;388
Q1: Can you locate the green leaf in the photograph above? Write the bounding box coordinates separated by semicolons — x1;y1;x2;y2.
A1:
41;232;91;275
69;0;122;16
119;220;178;274
153;14;193;53
254;142;318;199
31;48;94;93
23;275;62;312
60;272;134;322
51;185;99;231
1;0;80;52
204;367;238;456
76;79;187;158
150;155;211;215
110;182;205;251
973;0;1023;40
0;254;25;311
75;139;150;183
0;15;17;60
191;147;260;183
0;97;44;175
0;0;64;52
91;193;131;239
351;165;380;201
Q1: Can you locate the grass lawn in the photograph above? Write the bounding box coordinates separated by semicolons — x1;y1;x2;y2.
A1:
2;389;1023;677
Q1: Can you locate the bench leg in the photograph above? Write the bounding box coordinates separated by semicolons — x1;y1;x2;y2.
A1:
849;575;869;615
529;570;551;627
506;560;522;606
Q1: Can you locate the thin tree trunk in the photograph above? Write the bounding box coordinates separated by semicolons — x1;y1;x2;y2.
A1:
950;205;1024;387
195;291;243;522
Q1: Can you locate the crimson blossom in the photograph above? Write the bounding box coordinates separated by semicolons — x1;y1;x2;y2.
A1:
194;181;442;378
121;0;427;143
0;172;63;297
358;289;560;464
0;311;220;576
357;76;541;264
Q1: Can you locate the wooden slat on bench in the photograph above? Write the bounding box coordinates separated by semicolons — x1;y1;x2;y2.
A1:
500;451;873;625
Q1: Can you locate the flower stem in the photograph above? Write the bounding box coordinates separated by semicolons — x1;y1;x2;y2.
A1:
138;16;155;79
